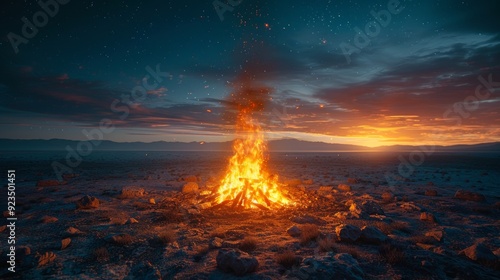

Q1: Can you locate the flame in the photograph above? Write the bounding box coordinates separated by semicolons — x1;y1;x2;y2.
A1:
215;81;291;209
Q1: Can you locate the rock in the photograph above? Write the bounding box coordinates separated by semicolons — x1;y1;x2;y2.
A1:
126;261;162;280
425;189;438;196
349;200;384;218
335;224;361;242
149;198;156;204
420;212;437;223
338;184;351;192
216;249;259;276
362;200;384;215
210;237;224;249
182;182;199;193
293;253;364;280
360;226;388;244
66;227;83;236
61;238;71;250
291;215;327;225
0;225;6;232
400;202;422;211
222;241;240;248
36;180;65;187
381;192;394;202
287;225;302;237
40;216;58;223
425;230;444;242
127;218;139;224
318;186;333;192
416;243;435;250
460;243;497;262
454;190;486;202
120;186;145;198
76;195;100;209
34;252;56;267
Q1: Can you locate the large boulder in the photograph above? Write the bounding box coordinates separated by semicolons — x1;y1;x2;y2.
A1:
454;190;486;202
216;249;259;276
75;195;100;209
335;224;361;242
292;253;364;280
460;243;497;262
360;226;388;244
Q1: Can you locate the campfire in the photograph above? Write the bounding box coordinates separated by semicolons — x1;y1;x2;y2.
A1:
214;79;292;210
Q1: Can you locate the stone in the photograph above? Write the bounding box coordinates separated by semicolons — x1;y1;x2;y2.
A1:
361;200;384;215
460;243;497;262
420;212;437;223
400;202;422;211
425;230;444;242
318;186;333;192
454;190;486;202
216;249;259;276
61;238;71;250
293;253;364;280
149;198;156;204
182;182;199;193
381;192;394;201
291;215;327;225
416;243;435;250
120;187;145;198
209;237;223;249
335;224;361;242
66;227;83;236
126;261;162;280
76;195;100;209
425;189;438;196
349;200;384;218
0;225;6;233
360;226;388;244
287;225;302;237
127;218;139;224
40;216;58;223
34;252;56;267
338;184;351;192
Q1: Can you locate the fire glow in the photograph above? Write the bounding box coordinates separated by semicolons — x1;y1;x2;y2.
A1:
215;80;292;209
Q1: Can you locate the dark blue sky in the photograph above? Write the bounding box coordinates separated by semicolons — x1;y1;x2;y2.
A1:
1;0;499;146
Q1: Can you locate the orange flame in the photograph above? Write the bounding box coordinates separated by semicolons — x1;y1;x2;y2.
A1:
215;80;291;209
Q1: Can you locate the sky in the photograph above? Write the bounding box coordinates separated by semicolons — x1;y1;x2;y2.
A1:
0;0;499;147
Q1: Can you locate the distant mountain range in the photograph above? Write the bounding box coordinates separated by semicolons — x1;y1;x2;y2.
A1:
1;138;500;152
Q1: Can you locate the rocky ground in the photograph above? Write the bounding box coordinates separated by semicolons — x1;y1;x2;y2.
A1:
1;151;499;279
